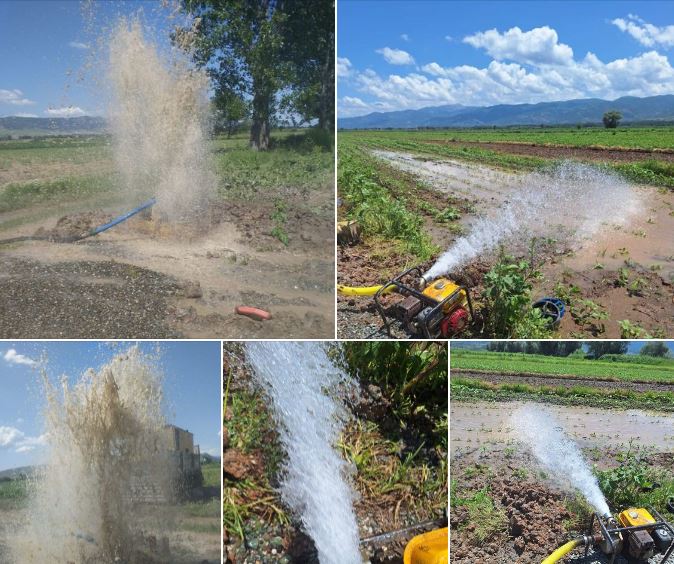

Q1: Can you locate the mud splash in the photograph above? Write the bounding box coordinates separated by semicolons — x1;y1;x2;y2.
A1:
423;161;642;280
107;17;216;222
245;342;362;564
8;346;173;563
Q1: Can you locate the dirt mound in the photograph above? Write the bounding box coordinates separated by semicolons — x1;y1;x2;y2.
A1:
34;210;112;242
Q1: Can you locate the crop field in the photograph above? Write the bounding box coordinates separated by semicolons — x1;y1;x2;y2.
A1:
337;127;674;339
0;130;334;338
449;345;674;563
451;349;674;383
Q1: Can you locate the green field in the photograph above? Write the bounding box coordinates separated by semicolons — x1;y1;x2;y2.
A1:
451;350;674;383
339;128;674;188
349;126;674;151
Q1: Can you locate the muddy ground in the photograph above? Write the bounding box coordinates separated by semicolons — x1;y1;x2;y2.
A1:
338;147;674;339
0;188;334;338
0;501;220;563
450;399;674;563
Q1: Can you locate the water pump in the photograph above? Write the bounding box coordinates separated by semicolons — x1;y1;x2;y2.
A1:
543;506;674;564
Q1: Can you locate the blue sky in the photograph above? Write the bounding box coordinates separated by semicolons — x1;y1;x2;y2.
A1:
0;341;221;472
338;1;674;117
0;0;181;118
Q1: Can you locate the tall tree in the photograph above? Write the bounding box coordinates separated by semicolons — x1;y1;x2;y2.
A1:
602;110;622;129
640;342;671;357
586;341;628;359
280;0;335;130
182;0;288;150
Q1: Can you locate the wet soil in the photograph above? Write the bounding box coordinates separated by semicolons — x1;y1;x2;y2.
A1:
450;400;674;456
425;139;674;164
340;149;674;339
0;190;334;338
451;401;674;563
453;370;674;393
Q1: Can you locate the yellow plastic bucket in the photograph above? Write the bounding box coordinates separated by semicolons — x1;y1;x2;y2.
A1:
403;527;448;564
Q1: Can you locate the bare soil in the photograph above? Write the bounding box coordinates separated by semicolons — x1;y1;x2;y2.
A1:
0;190;334;338
425;139;674;164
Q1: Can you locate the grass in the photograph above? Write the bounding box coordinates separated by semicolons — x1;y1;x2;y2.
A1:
183;498;221;518
451;349;674;383
451;486;508;545
339;128;674;188
450;377;674;411
201;461;220;489
0;478;28;500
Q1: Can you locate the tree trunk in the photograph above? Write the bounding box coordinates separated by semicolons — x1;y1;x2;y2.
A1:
318;30;334;131
250;90;271;151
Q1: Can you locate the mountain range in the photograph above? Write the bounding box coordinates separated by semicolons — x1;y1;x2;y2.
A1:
0;115;107;135
339;95;674;129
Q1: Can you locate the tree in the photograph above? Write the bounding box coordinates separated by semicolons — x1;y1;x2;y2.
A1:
181;0;288;151
586;341;628;359
603;110;622;129
279;0;334;130
640;342;671;358
212;91;248;137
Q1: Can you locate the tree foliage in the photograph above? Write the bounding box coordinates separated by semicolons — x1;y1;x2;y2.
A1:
179;0;334;150
640;342;671;358
603;110;622;129
586;341;628;359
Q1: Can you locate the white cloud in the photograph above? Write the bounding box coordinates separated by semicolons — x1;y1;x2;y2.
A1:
68;41;90;50
445;35;453;42
0;426;46;453
44;106;87;118
401;33;410;42
341;24;674;116
0;89;35;106
464;25;574;66
337;57;352;78
612;14;674;48
3;349;37;366
9;113;38;118
376;47;415;65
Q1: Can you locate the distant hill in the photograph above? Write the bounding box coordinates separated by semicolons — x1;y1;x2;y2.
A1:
0;465;38;479
0;116;107;136
339;95;674;129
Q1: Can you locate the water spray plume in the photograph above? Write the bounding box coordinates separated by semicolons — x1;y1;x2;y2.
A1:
246;342;362;564
424;162;642;280
107;17;216;222
512;405;610;517
9;346;172;563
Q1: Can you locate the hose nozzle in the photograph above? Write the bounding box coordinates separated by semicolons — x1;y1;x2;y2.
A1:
419;275;429;289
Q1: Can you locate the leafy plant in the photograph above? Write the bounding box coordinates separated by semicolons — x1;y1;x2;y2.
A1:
570;299;607;335
618;319;652;339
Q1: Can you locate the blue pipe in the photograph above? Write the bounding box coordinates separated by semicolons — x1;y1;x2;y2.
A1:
89;197;156;236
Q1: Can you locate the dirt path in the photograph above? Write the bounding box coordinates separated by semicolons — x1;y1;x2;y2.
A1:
0;194;334;338
424;139;674;164
450;400;674;456
453;370;674;392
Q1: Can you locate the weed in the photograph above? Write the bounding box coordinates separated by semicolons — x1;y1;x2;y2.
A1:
454;488;508;545
570;299;607;335
270;198;289;246
618;319;652;339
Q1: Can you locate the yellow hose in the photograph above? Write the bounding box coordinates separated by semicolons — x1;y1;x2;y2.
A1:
337;284;395;296
541;538;582;564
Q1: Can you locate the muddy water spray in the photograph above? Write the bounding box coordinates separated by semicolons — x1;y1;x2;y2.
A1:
512;405;610;516
9;346;172;563
246;342;362;564
107;18;216;221
424;162;641;280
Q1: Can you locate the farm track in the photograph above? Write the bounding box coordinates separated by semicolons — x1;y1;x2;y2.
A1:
424;139;674;163
452;370;674;392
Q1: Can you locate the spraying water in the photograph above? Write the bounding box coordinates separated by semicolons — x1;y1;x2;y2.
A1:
512;405;610;516
246;342;362;564
9;346;173;563
424;161;642;280
107;17;216;222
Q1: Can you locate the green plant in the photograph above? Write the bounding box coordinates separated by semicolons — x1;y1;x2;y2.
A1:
453;488;508;545
571;299;607;335
481;251;551;338
616;268;629;288
618;319;652;339
270;199;289;245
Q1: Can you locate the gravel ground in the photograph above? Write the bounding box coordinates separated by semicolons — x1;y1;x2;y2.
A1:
0;256;181;338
